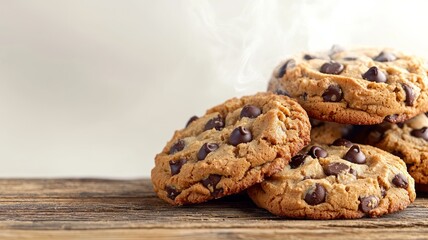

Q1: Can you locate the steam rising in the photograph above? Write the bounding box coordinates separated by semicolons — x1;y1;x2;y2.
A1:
187;0;428;95
188;0;308;94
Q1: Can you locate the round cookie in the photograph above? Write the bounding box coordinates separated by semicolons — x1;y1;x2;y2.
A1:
248;142;416;219
151;92;311;205
269;46;428;125
361;113;428;188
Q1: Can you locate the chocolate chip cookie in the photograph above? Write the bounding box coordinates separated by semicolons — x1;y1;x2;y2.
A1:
248;142;416;219
269;47;428;125
151;92;311;205
360;113;428;189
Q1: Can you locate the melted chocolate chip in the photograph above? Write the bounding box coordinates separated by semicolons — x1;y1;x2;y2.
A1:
304;184;326;205
411;127;428;141
186;116;199;127
402;84;415;106
324;162;350;176
165;186;180;200
343;145;366;164
169;159;187;176
204;115;225;131
359;196;379;213
373;52;397;62
276;89;290;97
308;146;328;158
277;59;296;78
384;114;399;123
197;143;219;161
392;173;408;188
290;154;307;169
169;139;185;155
229;126;252;146
304;54;317;60
322;85;343;102
201;174;222;190
320;61;344;75
362;66;387;83
331;138;353;147
240;105;262;119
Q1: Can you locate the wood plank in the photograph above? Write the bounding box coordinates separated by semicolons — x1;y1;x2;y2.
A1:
0;179;425;239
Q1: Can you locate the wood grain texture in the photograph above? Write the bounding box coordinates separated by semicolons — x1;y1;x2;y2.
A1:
0;179;426;239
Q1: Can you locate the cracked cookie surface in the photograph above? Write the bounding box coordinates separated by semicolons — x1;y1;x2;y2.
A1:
357;113;428;188
151;92;311;205
313;113;428;188
248;142;415;219
268;47;428;125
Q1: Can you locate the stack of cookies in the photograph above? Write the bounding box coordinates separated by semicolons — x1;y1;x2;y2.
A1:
151;46;428;219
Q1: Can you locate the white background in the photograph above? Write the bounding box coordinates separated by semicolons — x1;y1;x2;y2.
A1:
1;0;427;178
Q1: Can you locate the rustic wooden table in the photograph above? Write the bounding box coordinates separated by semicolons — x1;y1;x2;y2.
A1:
0;179;426;239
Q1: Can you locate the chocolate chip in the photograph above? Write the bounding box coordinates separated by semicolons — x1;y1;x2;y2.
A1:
229;126;252;146
426;112;428;117
402;84;415;106
302;92;308;101
380;187;387;198
204;115;225;131
165;186;180;200
359;196;379;213
197;143;219;161
277;59;296;78
276;89;290;97
240;105;262;119
331;138;353;147
186;116;199;127
169;159;187;176
343;145;366;164
308;146;328;158
322;85;343;102
411;127;428;141
324;162;350;176
392;173;408;188
304;54;317;60
320;61;344;75
362;66;387;83
373;51;397;62
349;168;357;177
343;57;357;61
290;154;307;169
304;184;326;205
169;139;185;155
201;174;222;189
384;114;399;123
